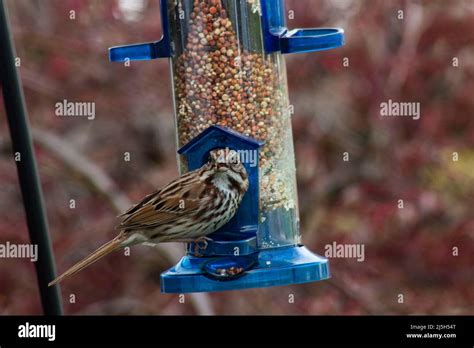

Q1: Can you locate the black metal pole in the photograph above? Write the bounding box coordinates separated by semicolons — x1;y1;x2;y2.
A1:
0;0;63;315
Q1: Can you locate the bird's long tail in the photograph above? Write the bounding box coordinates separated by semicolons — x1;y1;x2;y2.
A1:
48;233;128;287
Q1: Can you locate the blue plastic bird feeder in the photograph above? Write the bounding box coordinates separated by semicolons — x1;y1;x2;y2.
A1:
109;0;344;293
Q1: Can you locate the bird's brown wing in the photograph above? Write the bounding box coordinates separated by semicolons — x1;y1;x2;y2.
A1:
117;170;212;231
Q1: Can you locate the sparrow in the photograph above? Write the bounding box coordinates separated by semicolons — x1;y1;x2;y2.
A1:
48;148;248;286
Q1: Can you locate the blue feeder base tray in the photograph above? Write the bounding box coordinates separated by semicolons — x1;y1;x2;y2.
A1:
160;245;330;293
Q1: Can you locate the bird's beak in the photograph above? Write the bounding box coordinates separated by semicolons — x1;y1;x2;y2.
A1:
217;163;228;172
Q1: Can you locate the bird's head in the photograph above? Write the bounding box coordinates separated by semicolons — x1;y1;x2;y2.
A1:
207;148;248;193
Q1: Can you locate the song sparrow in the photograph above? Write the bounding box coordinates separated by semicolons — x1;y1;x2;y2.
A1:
48;148;248;287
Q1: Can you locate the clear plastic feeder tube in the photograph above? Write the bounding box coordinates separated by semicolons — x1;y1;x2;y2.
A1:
166;0;300;248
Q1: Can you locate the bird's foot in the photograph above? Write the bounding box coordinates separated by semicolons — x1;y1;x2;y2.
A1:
193;236;212;257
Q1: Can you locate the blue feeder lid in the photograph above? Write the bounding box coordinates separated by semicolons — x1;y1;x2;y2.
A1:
178;125;263;163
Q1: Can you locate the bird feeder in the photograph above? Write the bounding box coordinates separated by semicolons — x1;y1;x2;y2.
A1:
109;0;344;293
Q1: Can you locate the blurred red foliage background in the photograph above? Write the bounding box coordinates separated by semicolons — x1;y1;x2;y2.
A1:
0;0;473;314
